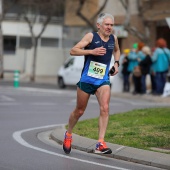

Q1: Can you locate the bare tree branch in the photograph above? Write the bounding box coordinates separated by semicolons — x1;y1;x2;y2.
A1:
76;0;95;29
91;0;108;21
120;0;152;44
122;0;130;28
120;0;128;10
76;0;108;31
24;15;35;38
128;26;145;41
37;15;51;39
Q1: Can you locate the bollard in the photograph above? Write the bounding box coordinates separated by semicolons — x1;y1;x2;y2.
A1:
14;70;19;88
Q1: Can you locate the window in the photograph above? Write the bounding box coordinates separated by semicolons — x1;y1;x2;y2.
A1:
64;58;74;68
3;36;16;54
20;37;32;49
41;38;59;47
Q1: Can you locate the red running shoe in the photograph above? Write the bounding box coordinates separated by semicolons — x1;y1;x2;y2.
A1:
95;141;112;154
63;131;72;154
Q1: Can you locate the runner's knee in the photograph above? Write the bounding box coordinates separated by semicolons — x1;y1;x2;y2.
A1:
74;108;85;118
100;104;109;115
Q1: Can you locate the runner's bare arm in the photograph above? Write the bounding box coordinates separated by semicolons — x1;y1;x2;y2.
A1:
111;35;121;75
70;33;106;56
113;35;120;61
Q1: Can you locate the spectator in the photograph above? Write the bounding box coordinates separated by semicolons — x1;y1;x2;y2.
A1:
127;43;138;93
139;46;152;94
122;49;130;92
151;38;170;95
137;42;146;62
128;42;145;94
127;43;138;74
150;47;157;94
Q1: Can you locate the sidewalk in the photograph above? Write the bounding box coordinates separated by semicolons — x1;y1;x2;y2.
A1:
51;125;170;170
112;92;170;104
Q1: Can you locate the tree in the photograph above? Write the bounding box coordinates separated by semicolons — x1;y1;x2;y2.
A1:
120;0;170;45
65;0;108;31
120;0;150;44
76;0;108;31
18;0;65;81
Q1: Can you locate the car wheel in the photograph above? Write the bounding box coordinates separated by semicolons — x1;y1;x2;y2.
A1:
58;77;66;89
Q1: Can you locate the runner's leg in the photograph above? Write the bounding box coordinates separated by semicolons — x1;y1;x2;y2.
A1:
95;85;111;141
67;87;90;134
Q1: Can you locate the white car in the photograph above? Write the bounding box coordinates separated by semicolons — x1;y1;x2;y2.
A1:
57;56;115;88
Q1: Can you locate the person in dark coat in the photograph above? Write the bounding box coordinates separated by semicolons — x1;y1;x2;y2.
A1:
122;49;130;92
139;46;152;94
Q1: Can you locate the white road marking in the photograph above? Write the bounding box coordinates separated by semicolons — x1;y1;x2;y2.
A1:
0;95;15;101
12;124;130;170
31;103;57;106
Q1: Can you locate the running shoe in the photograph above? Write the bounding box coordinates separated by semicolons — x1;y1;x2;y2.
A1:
95;141;112;154
63;131;72;154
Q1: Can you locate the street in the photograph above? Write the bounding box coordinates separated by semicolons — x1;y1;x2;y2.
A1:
0;85;169;170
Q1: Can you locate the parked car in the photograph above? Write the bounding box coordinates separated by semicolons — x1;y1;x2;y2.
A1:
57;56;115;89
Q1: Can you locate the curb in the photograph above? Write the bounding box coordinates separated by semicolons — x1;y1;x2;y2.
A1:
50;125;170;170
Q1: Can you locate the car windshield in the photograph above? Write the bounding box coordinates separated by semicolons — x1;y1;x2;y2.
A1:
64;58;74;68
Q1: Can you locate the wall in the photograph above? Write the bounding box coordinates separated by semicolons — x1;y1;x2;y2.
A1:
4;49;26;72
4;47;70;77
2;21;63;38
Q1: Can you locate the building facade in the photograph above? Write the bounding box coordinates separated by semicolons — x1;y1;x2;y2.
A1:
64;0;170;50
101;0;170;50
2;0;170;92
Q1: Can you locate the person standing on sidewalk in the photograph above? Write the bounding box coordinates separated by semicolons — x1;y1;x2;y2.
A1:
63;13;120;154
121;49;130;92
152;38;170;95
139;46;152;94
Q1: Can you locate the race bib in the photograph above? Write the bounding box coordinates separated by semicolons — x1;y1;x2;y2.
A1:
87;61;106;79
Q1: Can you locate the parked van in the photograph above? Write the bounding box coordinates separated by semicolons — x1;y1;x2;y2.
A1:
57;56;115;88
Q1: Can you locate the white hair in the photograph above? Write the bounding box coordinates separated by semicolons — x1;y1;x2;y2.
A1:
142;46;151;55
97;13;114;25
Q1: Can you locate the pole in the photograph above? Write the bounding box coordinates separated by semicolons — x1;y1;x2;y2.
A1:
14;70;19;88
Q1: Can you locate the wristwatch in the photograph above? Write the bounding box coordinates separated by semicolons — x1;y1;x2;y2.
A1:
114;60;120;67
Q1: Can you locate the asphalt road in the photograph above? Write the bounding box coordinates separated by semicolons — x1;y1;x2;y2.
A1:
0;84;169;170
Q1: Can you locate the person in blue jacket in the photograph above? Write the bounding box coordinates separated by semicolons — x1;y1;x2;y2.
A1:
127;43;138;74
151;38;170;95
128;42;145;94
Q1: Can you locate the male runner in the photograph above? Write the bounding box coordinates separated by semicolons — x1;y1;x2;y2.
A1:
63;13;120;154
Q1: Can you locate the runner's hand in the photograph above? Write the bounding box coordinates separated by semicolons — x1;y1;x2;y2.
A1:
110;65;118;76
92;46;106;56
